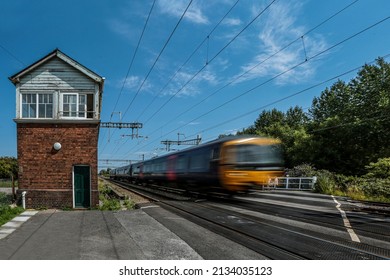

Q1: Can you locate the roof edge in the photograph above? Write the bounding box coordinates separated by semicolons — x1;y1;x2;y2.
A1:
9;49;104;85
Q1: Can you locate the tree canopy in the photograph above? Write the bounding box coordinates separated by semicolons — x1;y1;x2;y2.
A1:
0;157;18;179
240;58;390;175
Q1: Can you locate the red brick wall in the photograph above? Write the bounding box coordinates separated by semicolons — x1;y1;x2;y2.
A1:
16;122;100;209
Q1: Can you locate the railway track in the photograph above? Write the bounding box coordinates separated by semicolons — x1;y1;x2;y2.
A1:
213;194;390;242
108;179;390;260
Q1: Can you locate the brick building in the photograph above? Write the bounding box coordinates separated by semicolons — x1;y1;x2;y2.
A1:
9;49;104;209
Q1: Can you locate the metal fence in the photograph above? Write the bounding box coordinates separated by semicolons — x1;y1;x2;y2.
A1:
268;176;317;190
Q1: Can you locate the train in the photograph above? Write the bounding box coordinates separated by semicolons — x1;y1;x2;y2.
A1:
110;135;284;193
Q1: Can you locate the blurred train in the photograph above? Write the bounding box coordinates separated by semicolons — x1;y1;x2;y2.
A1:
110;135;284;193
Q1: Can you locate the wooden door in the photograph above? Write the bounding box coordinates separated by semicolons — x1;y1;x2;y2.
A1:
74;165;91;208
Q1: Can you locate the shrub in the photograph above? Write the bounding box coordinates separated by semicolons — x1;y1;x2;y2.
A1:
286;163;316;177
365;158;390;179
99;194;121;211
313;169;336;194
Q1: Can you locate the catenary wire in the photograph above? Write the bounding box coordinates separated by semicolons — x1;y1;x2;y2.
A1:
107;0;242;157
121;0;194;120
135;0;241;121
145;0;360;138
128;52;390;159
153;15;390;140
121;17;390;160
142;0;278;125
98;0;157;158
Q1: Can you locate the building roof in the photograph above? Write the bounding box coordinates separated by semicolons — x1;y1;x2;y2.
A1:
9;48;104;86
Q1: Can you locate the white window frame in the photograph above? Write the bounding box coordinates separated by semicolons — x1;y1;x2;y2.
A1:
61;93;87;119
20;93;53;119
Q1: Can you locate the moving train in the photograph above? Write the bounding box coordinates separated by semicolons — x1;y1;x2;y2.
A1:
110;135;284;193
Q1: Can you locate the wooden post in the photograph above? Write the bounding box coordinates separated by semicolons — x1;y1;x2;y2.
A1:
12;175;16;201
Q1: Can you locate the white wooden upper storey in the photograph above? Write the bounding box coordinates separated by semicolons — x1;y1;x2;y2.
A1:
9;49;104;121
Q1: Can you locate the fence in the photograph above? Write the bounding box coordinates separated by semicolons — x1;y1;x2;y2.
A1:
268;176;317;190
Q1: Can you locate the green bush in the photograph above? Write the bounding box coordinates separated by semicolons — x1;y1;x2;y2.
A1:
313;169;336;194
99;197;122;211
286;163;317;177
365;158;390;179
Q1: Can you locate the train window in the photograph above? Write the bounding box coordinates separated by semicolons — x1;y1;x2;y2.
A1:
224;146;237;164
230;144;283;165
211;147;220;160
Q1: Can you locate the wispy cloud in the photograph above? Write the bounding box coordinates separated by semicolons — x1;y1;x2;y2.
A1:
117;76;153;93
157;0;209;24
162;68;219;97
108;19;134;41
223;17;241;27
235;0;328;85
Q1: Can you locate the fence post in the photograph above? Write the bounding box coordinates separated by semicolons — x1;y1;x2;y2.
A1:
286;176;289;189
12;175;16;201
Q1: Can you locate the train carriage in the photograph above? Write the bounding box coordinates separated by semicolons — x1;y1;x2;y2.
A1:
110;135;284;193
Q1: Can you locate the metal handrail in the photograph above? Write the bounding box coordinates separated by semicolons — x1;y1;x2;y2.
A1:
269;176;317;190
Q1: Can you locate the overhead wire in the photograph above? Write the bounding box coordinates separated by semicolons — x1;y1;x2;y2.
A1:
121;0;194;120
98;0;157;158
111;0;157;114
188;53;390;139
157;15;390;139
147;0;360;137
142;0;278;125
135;0;241;121
106;0;277;160
0;43;26;66
122;17;390;159
104;0;195;158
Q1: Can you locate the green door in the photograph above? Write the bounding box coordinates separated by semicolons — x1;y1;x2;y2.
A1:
74;166;91;208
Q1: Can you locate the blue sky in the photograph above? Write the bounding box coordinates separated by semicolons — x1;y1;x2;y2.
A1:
1;0;389;169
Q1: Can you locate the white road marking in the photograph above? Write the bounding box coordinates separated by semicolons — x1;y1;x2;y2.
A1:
140;205;160;209
332;195;361;242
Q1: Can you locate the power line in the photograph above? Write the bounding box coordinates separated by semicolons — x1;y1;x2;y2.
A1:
0;43;25;66
111;0;157;114
123;32;389;160
143;0;277;125
99;0;157;158
122;0;194;120
135;0;241;121
158;15;390;139
188;53;390;139
148;0;360;136
102;0;195;158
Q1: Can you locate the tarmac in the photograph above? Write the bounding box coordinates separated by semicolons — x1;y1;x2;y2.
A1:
0;203;266;260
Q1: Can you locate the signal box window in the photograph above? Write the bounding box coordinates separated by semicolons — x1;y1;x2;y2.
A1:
22;93;53;118
62;93;93;118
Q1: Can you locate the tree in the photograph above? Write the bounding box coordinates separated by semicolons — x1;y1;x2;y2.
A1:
0;157;18;179
240;106;311;168
308;58;390;174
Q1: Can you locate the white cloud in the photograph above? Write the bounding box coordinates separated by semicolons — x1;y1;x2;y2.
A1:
118;75;153;93
235;0;328;85
157;0;209;24
108;19;134;41
223;17;241;27
159;67;219;98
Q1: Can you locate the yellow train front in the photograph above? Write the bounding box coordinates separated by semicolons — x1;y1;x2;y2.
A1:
129;135;284;193
218;136;284;192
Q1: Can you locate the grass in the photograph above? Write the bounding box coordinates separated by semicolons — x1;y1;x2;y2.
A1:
98;180;136;211
0;179;17;188
0;192;24;226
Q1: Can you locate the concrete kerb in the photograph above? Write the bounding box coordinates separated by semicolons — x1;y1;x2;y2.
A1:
0;210;39;240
